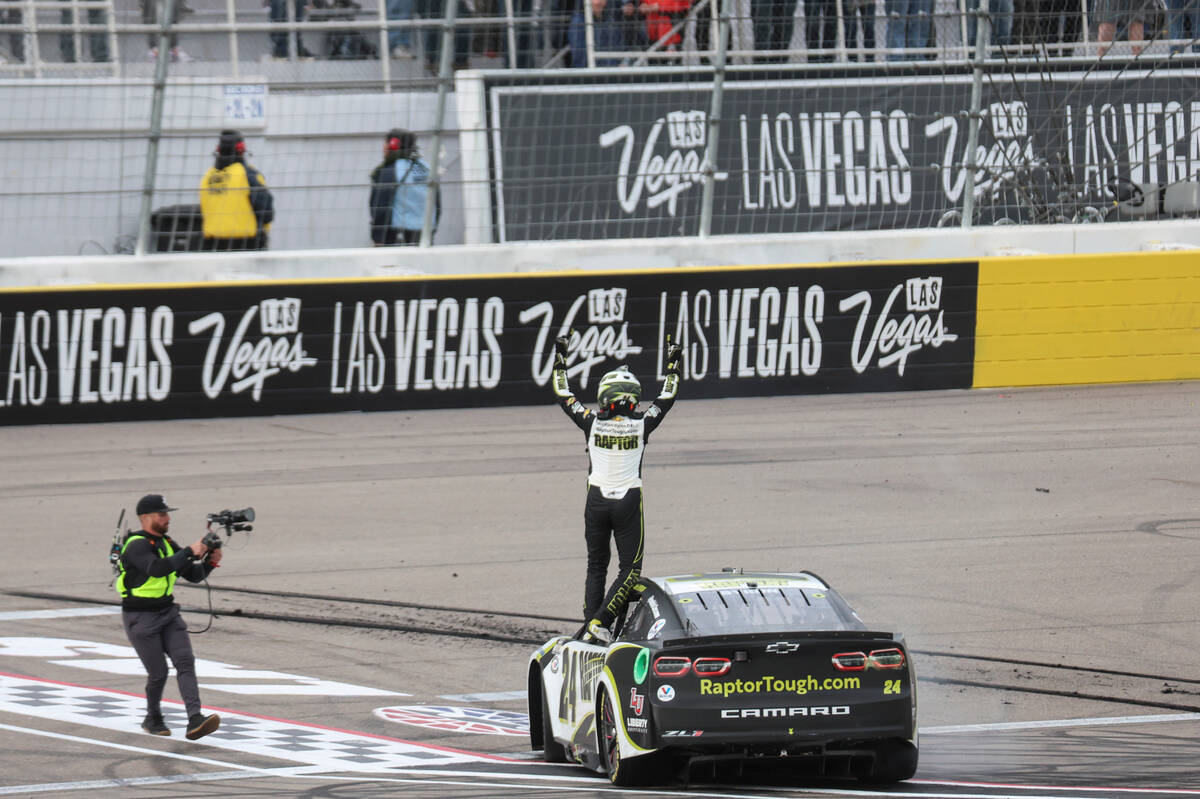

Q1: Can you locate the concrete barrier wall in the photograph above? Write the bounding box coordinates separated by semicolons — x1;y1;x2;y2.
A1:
3;220;1200;288
0;246;1196;426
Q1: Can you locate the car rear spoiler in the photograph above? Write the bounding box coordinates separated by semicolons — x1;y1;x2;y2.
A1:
660;630;900;647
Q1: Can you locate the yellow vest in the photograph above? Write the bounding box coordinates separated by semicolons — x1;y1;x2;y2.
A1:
200;162;261;238
115;534;178;599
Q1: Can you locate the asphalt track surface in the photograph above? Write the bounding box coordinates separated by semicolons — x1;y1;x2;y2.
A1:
1;381;1198;798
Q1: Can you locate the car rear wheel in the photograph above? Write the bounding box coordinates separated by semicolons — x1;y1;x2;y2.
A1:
541;685;567;763
600;689;657;786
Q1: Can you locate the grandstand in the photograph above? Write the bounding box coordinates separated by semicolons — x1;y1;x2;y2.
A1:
0;0;1199;268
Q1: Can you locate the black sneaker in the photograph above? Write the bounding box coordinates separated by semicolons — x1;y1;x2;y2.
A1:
141;713;170;736
185;713;220;740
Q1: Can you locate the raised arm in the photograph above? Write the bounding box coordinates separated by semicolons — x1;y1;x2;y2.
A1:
644;339;681;436
552;335;593;432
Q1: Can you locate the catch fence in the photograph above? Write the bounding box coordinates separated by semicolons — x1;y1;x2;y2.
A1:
0;0;1197;257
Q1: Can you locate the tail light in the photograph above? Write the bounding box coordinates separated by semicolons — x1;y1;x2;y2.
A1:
868;648;905;669
831;651;867;671
692;657;732;677
653;656;691;677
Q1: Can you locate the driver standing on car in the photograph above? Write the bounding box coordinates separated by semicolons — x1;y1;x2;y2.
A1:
550;335;682;643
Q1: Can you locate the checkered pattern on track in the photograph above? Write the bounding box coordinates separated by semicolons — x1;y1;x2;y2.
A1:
0;673;498;771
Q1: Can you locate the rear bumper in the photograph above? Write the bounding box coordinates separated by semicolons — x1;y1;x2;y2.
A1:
650;724;913;753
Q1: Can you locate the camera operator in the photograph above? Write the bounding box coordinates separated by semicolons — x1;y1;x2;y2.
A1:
115;494;221;740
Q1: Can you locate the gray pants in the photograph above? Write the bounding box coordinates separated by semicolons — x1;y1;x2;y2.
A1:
122;605;201;717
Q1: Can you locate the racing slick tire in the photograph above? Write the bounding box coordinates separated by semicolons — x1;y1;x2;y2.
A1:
599;687;658;786
856;740;918;783
540;684;567;763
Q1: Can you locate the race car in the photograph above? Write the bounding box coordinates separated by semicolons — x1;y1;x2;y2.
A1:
527;569;918;785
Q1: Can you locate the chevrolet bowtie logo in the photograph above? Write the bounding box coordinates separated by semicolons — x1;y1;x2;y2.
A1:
765;641;800;654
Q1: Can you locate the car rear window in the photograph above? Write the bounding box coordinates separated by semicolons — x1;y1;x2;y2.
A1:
672;587;866;635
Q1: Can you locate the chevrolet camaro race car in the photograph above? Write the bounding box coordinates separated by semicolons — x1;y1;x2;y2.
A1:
527;570;918;785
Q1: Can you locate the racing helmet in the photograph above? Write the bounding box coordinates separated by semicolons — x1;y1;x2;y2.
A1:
597;366;641;409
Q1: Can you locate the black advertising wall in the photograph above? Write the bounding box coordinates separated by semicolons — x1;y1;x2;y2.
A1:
0;262;978;425
488;67;1200;240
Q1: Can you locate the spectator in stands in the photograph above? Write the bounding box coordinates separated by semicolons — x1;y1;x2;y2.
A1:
1168;0;1200;53
568;0;634;66
61;0;110;62
845;0;878;61
1096;0;1153;56
416;0;471;73
965;0;1013;51
3;5;24;64
751;0;797;61
199;130;274;252
370;129;439;246
637;0;690;57
1027;0;1081;54
386;0;416;58
141;0;193;62
268;0;316;59
805;0;838;61
1012;0;1035;45
885;0;932;59
315;0;379;59
505;0;539;67
547;0;575;64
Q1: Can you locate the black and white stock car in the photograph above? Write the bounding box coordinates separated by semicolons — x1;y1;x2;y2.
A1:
527;570;918;786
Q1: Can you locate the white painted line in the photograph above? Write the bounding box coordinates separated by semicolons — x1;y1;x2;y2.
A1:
342;768;1200;798
0;608;120;621
260;771;1194;799
0;772;267;795
922;712;1200;735
440;690;528;702
913;780;1200;796
0;720;270;770
0;722;332;795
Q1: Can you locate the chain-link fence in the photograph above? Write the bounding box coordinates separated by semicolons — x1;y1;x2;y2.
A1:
1;0;1198;257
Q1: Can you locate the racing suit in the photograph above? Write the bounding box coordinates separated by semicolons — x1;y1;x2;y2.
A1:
552;355;680;630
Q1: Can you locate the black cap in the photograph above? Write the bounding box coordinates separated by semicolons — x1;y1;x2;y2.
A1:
136;494;177;516
217;129;244;157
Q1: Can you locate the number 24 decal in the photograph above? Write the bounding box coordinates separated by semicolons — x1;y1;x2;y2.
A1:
883;679;902;695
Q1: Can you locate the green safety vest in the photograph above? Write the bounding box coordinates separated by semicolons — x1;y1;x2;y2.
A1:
115;534;177;599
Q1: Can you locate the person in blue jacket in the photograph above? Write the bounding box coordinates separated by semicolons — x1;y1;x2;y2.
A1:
369;128;440;246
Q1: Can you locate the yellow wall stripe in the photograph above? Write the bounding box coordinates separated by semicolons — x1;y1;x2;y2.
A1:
974;251;1200;388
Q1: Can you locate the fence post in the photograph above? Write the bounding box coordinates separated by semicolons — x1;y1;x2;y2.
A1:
134;0;177;257
960;0;989;229
377;0;392;90
225;0;239;79
698;2;729;239
584;0;595;68
421;0;459;247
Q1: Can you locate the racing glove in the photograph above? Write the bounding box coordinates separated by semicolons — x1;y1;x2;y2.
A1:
552;335;571;398
586;618;613;644
659;338;682;399
554;335;569;368
665;341;683;376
